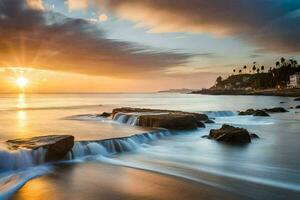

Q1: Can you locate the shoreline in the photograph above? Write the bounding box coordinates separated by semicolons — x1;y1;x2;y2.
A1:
191;88;300;97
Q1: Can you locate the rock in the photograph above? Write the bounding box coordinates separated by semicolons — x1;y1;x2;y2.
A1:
112;107;208;121
7;135;74;162
239;107;287;116
253;110;270;117
239;109;256;115
280;101;285;104
294;97;300;101
290;107;294;109
208;124;251;145
239;109;270;117
205;119;215;124
136;114;205;130
250;133;260;139
296;105;300;109
97;112;111;118
112;107;208;130
201;135;210;139
263;107;288;113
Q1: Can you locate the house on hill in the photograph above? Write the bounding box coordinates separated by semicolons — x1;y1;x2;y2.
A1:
289;73;300;88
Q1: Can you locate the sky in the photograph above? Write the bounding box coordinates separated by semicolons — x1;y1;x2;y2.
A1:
0;0;300;93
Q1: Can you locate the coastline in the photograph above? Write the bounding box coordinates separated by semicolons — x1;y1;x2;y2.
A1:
191;88;300;97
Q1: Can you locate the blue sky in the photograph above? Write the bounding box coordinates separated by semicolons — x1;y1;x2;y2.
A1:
0;0;299;92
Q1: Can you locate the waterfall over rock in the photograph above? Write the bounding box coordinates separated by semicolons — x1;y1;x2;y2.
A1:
70;130;171;159
113;113;139;126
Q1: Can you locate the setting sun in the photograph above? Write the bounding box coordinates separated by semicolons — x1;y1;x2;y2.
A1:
16;77;28;88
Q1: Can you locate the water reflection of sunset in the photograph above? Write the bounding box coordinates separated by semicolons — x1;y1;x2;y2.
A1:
17;94;27;109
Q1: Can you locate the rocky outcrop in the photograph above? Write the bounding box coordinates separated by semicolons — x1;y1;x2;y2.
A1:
7;135;74;162
263;107;288;113
112;107;208;130
136;114;205;130
253;110;270;117
239;107;288;116
112;107;208;121
204;124;252;145
205;119;215;124
239;109;270;117
294;97;300;101
97;112;111;118
250;133;260;139
296;105;300;109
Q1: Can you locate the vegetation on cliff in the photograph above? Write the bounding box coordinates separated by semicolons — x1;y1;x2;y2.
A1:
214;58;300;89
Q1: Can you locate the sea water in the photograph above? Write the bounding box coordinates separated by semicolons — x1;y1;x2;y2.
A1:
0;93;299;199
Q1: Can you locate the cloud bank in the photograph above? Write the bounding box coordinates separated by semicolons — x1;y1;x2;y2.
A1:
0;0;192;78
93;0;300;53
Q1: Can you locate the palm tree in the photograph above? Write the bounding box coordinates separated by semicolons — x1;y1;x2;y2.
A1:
233;69;236;74
280;57;285;66
256;68;260;74
276;61;280;68
252;62;257;74
269;67;273;72
261;66;265;73
243;65;247;73
239;69;242;74
252;66;256;74
291;60;298;67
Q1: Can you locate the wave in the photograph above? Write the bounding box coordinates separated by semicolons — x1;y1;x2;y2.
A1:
0;166;52;200
112;113;139;126
0;129;172;199
0;130;170;173
65;112;140;126
204;111;237;118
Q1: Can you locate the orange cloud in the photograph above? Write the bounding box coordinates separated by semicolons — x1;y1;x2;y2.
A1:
0;0;192;79
26;0;44;10
67;0;88;10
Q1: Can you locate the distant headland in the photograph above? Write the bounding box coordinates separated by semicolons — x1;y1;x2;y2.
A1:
192;57;300;97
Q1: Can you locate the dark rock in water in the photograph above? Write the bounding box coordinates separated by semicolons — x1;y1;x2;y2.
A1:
250;133;260;139
239;109;270;117
294;97;300;101
290;107;294;109
7;135;74;162
112;107;208;121
97;112;111;118
112;107;208;130
239;109;256;116
205;119;215;124
201;135;210;139
253;110;270;117
280;101;285;104
196;121;206;128
208;124;251;145
296;105;300;109
239;107;287;116
137;114;205;130
263;107;288;113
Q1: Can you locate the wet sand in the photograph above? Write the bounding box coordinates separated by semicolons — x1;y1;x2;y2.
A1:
11;162;241;200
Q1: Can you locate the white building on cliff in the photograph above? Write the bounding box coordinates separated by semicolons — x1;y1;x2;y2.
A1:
289;73;300;88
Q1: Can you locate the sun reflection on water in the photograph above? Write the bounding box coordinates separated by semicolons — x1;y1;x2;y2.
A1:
18;111;27;128
16;93;29;137
17;93;27;109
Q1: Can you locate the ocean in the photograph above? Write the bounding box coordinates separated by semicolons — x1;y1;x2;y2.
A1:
0;93;300;199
